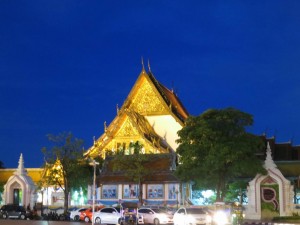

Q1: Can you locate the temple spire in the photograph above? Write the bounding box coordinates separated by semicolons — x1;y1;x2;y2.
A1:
14;153;27;175
264;142;277;169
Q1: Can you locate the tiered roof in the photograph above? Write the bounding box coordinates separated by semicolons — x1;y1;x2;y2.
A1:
84;66;189;159
261;135;300;161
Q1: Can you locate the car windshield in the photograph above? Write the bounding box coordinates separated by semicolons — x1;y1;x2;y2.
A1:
152;209;166;213
186;208;206;214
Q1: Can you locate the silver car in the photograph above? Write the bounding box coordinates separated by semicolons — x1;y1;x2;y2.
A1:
94;207;123;224
173;207;212;225
138;207;173;225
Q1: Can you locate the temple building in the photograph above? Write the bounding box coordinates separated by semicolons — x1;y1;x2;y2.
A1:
83;64;190;206
1;63;300;220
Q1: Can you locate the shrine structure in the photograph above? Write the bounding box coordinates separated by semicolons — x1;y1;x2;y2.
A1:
246;143;294;220
2;154;38;208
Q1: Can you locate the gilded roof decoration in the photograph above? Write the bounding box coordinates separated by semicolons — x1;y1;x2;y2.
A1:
115;117;139;137
84;66;188;159
130;78;167;114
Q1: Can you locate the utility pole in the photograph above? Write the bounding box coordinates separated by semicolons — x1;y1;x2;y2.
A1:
89;159;99;225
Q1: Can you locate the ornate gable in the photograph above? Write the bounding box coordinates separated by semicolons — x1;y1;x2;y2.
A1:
129;74;168;115
115;117;139;137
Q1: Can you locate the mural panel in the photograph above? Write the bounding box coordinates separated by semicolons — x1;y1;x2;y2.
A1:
168;184;177;199
102;185;117;199
123;184;138;198
147;184;164;199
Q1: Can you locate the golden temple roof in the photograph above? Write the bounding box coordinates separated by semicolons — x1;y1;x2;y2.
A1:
84;67;189;159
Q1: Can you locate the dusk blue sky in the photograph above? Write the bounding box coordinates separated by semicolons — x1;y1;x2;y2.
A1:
1;1;300;168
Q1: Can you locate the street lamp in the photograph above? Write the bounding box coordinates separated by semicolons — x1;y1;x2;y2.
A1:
89;159;99;225
175;189;179;209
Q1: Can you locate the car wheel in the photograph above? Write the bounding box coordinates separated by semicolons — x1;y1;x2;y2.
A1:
95;217;101;224
20;214;26;220
154;218;160;225
84;216;90;222
2;213;8;219
118;218;123;224
74;215;80;221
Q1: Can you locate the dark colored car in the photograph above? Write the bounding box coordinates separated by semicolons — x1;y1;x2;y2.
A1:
0;204;27;220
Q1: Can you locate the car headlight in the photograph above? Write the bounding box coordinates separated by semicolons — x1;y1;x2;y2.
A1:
213;211;228;225
206;214;212;223
158;214;169;221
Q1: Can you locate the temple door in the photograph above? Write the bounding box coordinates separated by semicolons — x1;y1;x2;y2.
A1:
13;189;20;205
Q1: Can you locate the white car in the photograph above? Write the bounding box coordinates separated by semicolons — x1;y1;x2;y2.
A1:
94;207;123;224
173;207;212;225
70;207;88;221
138;207;173;225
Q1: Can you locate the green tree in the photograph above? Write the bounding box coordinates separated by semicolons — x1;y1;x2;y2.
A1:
225;180;248;204
176;107;266;202
0;161;5;168
41;132;92;214
112;141;151;205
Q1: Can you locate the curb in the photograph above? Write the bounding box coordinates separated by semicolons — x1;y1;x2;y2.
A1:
244;222;273;225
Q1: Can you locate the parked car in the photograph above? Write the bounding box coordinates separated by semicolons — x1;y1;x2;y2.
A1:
173;207;212;225
94;207;123;224
70;207;88;221
0;204;27;220
138;207;173;225
79;206;103;222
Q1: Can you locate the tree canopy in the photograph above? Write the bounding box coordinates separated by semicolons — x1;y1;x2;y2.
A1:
41;132;92;213
176;107;266;202
112;141;152;205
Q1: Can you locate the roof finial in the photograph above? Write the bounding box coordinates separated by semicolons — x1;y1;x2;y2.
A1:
104;121;107;132
141;57;145;71
116;104;119;115
148;59;151;72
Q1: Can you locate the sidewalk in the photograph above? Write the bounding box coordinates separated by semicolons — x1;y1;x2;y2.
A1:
243;220;299;225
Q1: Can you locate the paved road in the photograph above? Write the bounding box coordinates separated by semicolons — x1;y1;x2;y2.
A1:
0;220;83;225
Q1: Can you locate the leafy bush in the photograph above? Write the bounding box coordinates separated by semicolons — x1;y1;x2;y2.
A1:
273;216;300;222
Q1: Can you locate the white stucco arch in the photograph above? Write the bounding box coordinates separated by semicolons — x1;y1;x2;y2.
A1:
3;154;37;208
246;143;294;220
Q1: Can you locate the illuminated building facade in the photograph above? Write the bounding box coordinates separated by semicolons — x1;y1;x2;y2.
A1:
84;64;190;206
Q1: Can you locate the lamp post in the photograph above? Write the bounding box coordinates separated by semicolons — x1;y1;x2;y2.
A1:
89;159;99;225
175;189;179;209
